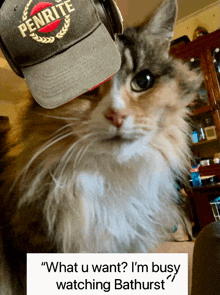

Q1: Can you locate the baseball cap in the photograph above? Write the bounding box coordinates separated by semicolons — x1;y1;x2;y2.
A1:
0;0;122;109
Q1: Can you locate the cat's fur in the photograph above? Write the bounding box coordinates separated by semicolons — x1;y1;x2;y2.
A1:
0;0;201;293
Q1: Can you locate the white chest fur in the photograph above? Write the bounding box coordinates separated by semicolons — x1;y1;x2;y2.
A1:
54;148;181;253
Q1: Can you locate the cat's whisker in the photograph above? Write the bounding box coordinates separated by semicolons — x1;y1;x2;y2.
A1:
50;123;73;138
120;130;147;138
9;129;74;195
75;128;111;141
37;112;81;122
50;121;91;143
73;136;100;169
85;122;106;131
20;131;75;184
134;125;154;131
55;132;100;178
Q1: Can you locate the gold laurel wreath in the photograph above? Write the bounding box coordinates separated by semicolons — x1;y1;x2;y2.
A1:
21;0;71;43
56;15;70;39
29;34;55;43
22;0;33;22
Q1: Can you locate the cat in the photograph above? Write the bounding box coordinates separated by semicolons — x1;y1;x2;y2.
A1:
0;0;201;293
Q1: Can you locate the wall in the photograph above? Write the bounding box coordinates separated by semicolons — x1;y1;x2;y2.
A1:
0;101;17;123
0;68;29;123
173;1;219;40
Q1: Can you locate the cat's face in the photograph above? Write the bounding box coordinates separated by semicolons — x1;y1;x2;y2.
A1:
88;33;174;159
75;0;199;162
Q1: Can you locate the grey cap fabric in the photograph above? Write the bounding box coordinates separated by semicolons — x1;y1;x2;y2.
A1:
0;0;121;108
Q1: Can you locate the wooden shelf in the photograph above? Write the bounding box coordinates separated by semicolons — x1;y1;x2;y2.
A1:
190;106;213;116
170;30;220;58
171;30;220;145
171;31;220;233
192;138;219;146
199;164;220;178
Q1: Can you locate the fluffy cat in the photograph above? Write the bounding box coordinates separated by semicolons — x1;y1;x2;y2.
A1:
0;0;201;293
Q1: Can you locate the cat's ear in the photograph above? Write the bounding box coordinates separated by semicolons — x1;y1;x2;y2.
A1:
146;0;177;47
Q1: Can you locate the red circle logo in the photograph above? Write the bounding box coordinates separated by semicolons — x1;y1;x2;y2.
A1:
30;2;61;33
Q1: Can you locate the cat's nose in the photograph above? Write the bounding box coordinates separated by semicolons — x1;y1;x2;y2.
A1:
104;107;128;128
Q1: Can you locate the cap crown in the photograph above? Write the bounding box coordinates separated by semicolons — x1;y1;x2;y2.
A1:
0;0;100;67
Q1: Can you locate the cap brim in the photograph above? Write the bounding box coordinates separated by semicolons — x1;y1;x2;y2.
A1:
21;24;121;109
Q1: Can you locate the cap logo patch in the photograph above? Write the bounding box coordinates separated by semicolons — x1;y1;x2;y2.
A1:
17;0;75;43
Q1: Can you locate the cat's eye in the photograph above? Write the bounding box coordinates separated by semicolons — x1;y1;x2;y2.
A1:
131;69;155;92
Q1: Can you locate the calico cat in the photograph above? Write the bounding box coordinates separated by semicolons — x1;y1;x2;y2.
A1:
0;0;201;293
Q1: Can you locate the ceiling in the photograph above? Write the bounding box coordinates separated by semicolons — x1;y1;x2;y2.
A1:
116;0;218;26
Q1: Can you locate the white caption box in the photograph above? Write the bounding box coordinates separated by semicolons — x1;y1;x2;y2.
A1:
27;253;188;294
